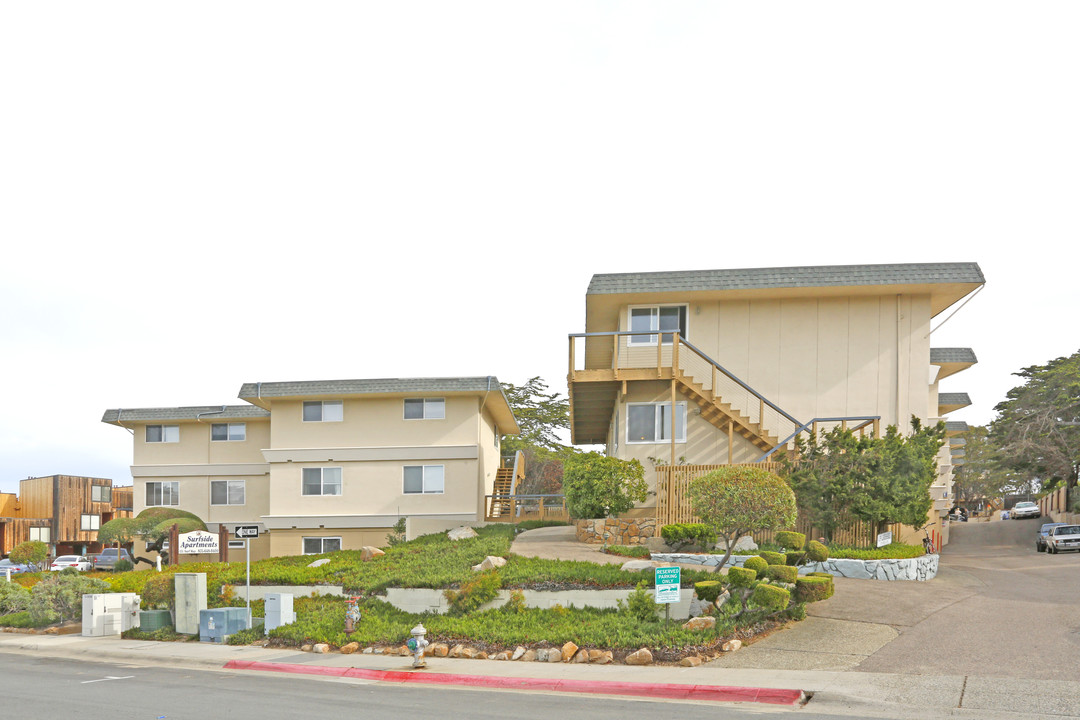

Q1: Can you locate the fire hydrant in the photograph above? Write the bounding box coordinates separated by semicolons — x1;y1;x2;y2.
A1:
345;597;362;635
406;623;429;668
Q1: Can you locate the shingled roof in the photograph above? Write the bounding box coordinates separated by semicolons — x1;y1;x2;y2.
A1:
931;348;979;364
588;262;985;295
102;405;270;424
237;377;505;400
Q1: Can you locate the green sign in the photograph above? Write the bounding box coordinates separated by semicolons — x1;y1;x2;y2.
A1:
654;566;681;604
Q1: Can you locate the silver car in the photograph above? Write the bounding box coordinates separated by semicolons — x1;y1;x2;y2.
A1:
1045;525;1080;554
1011;501;1041;519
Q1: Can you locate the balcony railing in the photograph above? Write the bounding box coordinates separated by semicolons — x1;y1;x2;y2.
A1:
484;494;567;523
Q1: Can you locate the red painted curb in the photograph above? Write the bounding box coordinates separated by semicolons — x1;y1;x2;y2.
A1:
222;660;804;705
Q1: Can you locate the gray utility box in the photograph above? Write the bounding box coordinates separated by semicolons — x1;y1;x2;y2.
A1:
199;607;249;643
175;573;207;635
82;593;141;637
264;593;296;633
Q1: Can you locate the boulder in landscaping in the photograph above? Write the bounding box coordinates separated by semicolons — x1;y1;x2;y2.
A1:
471;555;507;572
624;648;654;666
682;616;716;631
313;643;330;654
360;546;385;562
679;656;702;667
340;642;360;654
447;526;479;541
307;559;330;568
561;641;579;662
520;649;537;662
620;559;659;572
721;639;742;653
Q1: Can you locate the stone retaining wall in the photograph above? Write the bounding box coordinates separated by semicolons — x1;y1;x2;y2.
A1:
575;518;657;545
383;586;692;619
651;553;939;581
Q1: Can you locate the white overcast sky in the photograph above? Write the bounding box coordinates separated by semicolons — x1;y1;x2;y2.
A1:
2;2;1078;494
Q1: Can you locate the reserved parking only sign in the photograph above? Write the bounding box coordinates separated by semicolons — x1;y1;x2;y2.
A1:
654;566;681;604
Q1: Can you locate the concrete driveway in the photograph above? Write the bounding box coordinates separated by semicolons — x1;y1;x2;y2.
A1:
718;518;1080;680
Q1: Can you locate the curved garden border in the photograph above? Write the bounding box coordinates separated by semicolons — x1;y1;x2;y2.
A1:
651;553;939;581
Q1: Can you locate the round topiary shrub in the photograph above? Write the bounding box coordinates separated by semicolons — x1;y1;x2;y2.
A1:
694;580;723;603
784;551;803;566
758;551;786;566
743;556;768;574
765;564;798;584
750;582;791;613
775;531;805;551
726;566;757;588
795;575;834;603
806;540;829;562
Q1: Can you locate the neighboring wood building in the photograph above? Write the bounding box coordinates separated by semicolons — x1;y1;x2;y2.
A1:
0;475;134;557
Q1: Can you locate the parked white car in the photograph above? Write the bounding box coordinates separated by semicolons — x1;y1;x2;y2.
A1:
1045;525;1080;554
1011;501;1041;519
50;555;92;572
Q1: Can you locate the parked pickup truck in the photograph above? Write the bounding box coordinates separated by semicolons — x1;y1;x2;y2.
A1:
90;547;133;570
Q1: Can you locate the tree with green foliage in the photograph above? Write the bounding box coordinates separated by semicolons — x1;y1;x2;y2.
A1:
784;426;873;541
98;508;207;565
499;377;578;495
29;572;109;624
562;452;647;519
953;425;1013;504
688;465;797;571
9;540;48;566
990;350;1080;493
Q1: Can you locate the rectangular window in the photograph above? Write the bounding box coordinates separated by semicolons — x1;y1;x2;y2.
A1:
211;423;247;441
628;305;688;345
403;465;445;494
626;402;687;443
210;479;246;505
403;398;445;420
91;485;112;503
303;401;343;422
146;481;179;507
29;527;50;543
303;537;342;555
80;514;100;531
146;425;180;443
302;467;342;496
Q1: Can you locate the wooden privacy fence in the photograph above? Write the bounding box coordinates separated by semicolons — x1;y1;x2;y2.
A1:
656;464;900;547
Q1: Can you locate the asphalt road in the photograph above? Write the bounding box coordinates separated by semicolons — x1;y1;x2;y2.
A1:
0;654;847;720
850;517;1080;680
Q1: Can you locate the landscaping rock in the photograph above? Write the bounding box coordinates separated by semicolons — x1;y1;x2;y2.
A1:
512;646;526;661
471;555;507;572
307;559;330;568
546;648;562;663
594;651;614;665
644;537;671;553
340;642;360;654
360;546;385;562
428;643;449;657
561;641;579;662
620;559;659;572
301;644;313;652
362;647;374;654
313;643;330;654
449;644;465;658
459;646;478;659
493;652;511;661
679;656;702;667
521;649;537;662
715;589;731;608
447;526;479;541
721;639;742;653
474;651;488;660
624;648;654;666
732;536;758;553
688;595;705;618
573;649;589;663
682;616;716;631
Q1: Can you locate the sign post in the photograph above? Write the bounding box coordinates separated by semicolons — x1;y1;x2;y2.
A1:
654;566;681;619
234;526;261;628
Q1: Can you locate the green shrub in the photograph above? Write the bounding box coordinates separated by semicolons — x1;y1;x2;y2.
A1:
141;573;176;609
0;581;32;615
562;452;647;519
29;573;109;623
502;590;527;614
726;566;757;588
616;581;660;623
783;602;807;621
758;551;785;566
765;565;798;584
794;576;834;603
224;625;265;645
9;540;48;566
603;545;651;559
660;523;717;551
386;517;407;547
824;542;920;560
444;571;501;616
806;540;829;562
694;580;722;603
113;559;134;573
784;551;803;566
742;556;768;574
749;583;790;613
808;572;834;578
775;531;805;551
0;610;53;628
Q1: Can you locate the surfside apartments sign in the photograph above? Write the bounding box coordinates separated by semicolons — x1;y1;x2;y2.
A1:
178;530;220;555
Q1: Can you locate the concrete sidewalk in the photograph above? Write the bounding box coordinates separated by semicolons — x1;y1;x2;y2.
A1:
4;631;1079;718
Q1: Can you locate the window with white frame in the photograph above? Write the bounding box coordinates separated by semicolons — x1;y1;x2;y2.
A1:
303;537;342;555
302;467;342;496
146;481;179;507
146;425;180;443
403;465;445;494
91;485;112;503
626;402;687;443
210;479;246;505
211;423;246;441
303;401;343;422
80;514;100;531
628;305;688;345
404;398;445;420
29;527;50;543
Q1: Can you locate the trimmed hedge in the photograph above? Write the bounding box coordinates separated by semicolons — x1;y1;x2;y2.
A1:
775;531;805;550
785;551;804;566
806;540;829;562
726;566;757;588
758;551;786;566
694;580;723;603
742;556;768;574
660;523;716;551
750;583;790;613
795;576;834;603
765;564;798;584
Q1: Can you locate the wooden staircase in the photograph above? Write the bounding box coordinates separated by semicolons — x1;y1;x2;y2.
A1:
488;455;522;519
677;375;778;452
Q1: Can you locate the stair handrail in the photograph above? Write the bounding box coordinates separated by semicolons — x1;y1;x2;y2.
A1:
509;450;525;496
756;416;880;462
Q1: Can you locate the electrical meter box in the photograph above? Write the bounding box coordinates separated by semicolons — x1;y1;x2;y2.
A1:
264;593;296;632
199;607;249;643
82;593;141;637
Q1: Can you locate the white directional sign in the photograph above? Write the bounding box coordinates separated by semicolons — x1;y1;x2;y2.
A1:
234;525;260;539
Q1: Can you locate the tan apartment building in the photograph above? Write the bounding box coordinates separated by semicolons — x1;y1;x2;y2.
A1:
103;377;518;560
568;262;984;544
